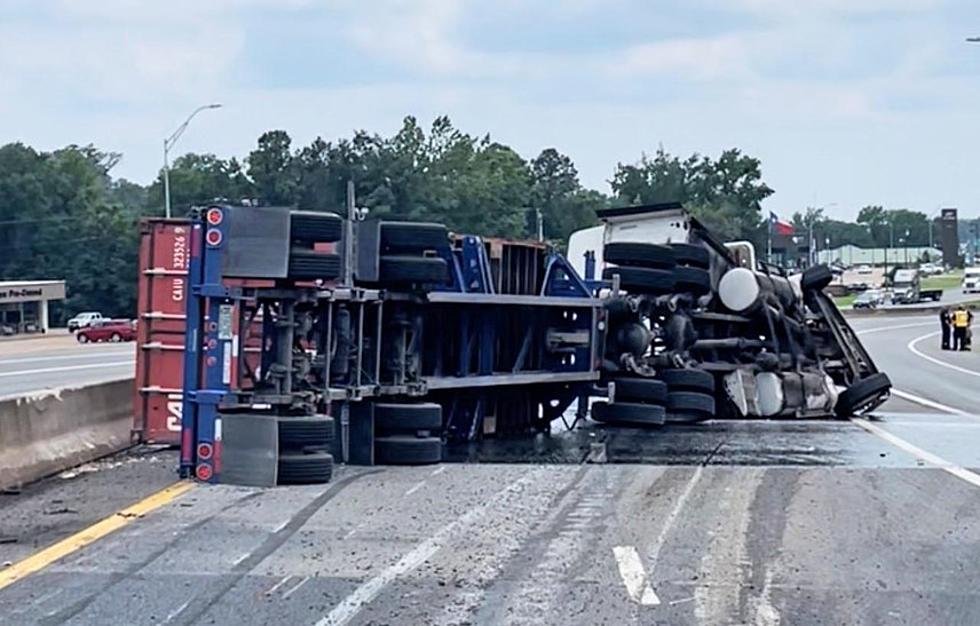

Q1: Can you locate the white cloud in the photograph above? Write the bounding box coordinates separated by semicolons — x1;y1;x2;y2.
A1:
611;35;753;80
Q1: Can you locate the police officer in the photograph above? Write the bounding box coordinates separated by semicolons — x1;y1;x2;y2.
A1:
940;307;952;350
953;304;972;351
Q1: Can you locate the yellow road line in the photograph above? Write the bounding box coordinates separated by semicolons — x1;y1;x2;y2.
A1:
0;480;195;591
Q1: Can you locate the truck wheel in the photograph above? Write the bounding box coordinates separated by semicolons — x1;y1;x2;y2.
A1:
669;243;710;269
379;256;449;284
279;415;335;449
591;401;666;426
610;378;668;404
381;222;449;253
666;391;716;417
290;211;343;244
801;264;833;292
602;267;675;295
277;452;334;484
374;402;443;432
673;266;711;295
835;372;891;417
288;250;341;280
603;243;675;269
661;368;715;393
375;435;443;465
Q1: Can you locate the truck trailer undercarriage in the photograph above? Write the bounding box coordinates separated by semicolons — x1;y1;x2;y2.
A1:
155;201;889;487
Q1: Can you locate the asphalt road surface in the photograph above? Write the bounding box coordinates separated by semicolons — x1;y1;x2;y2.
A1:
0;341;135;398
3;316;980;625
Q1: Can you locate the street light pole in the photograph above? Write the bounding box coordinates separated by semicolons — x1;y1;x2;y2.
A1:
163;103;222;218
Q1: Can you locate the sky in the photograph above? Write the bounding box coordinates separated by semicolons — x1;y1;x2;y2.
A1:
1;0;980;221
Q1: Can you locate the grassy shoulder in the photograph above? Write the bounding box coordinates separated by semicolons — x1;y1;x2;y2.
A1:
922;271;963;291
833;294;857;308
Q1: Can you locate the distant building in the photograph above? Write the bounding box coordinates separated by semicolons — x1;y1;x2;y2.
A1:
0;280;66;333
816;244;941;267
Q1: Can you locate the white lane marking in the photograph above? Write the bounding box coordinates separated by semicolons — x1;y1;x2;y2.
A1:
0;360;132;378
265;575;294;596
855;321;935;336
908;331;980;379
316;474;534;626
232;552;251;565
889;388;971;417
404;481;426;496
282;576;310;599
0;350;133;365
162;599;192;624
852;418;980;489
430;465;446;476
612;545;660;606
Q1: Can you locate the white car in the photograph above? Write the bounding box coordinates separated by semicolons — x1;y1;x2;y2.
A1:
855;265;873;275
67;311;103;332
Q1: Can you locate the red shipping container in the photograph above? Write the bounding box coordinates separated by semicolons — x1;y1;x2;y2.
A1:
133;218;192;444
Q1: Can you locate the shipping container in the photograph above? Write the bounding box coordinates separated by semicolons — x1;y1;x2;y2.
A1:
133;218;191;444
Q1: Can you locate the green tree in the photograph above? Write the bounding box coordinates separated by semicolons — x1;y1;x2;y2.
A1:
248;130;295;205
611;147;773;245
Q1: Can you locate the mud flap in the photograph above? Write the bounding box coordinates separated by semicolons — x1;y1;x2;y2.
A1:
221;413;278;487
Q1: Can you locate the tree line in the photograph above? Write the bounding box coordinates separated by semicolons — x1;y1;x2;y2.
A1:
1;114;927;321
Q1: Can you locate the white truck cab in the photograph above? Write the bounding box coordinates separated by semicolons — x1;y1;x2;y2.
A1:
964;267;980;294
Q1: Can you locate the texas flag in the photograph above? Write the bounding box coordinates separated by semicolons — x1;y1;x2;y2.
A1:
769;212;794;236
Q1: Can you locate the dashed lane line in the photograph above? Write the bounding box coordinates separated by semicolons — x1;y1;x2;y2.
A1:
612;546;660;606
0;481;195;591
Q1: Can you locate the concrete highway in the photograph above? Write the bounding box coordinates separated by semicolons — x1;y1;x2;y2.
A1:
3;315;980;625
0;339;135;398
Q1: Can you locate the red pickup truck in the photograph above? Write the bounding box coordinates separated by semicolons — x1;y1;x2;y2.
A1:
76;319;136;343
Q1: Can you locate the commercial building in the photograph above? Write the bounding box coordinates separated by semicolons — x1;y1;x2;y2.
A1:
0;280;66;333
817;244;941;267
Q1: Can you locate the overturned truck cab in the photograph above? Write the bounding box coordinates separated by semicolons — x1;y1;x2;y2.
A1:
568;202;891;425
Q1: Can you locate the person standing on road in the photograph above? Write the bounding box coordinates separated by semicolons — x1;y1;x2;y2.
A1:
952;304;972;351
940;307;952;350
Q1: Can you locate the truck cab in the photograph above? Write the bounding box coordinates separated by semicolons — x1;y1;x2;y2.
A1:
964;267;980;294
891;269;920;304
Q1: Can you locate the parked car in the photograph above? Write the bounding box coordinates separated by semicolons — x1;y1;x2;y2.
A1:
853;289;884;309
67;311;104;332
855;265;873;275
76;319;135;343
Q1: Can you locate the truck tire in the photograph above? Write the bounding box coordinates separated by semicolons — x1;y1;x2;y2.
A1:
374;402;443;432
669;243;710;269
591;401;666;426
661;368;715;394
279;415;335;449
801;264;833;292
375;435;443;465
288;250;341;280
278;452;334;484
290;211;343;243
603;243;675;269
610;378;668;404
666;392;715;417
835;372;891;417
379;256;449;284
673;266;711;295
602;267;675;294
381;222;449;253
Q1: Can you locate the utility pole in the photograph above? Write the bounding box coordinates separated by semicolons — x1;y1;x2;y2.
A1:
163;103;222;218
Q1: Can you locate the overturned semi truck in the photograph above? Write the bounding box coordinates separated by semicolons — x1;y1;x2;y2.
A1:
568;202;891;425
167;201;890;486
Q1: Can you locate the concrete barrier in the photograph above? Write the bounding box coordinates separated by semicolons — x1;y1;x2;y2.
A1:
0;378;134;490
